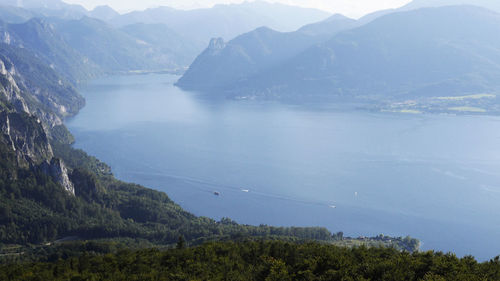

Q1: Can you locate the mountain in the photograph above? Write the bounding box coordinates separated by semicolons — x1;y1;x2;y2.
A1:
0;1;331;69
0;12;198;77
89;5;120;22
0;0;88;20
0;5;35;23
297;14;358;38
177;28;314;91
359;0;500;24
0;8;197;74
180;6;500;102
49;17;184;72
0;43;84;122
177;15;357;91
0;18;100;84
0;43;85;197
110;1;331;47
120;23;199;67
0;0;77;10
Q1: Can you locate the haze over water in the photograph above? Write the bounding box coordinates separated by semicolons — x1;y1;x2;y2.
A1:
68;73;500;260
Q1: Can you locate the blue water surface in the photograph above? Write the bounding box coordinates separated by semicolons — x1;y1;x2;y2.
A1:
67;74;500;260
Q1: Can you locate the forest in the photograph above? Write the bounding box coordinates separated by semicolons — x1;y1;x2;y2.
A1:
0;138;339;246
1;240;499;281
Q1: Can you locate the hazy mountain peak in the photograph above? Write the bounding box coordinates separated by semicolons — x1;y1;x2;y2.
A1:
252;26;277;34
91;5;116;12
90;5;120;21
297;12;358;37
325;13;353;21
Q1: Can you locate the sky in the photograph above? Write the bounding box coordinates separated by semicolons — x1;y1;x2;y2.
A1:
62;0;413;18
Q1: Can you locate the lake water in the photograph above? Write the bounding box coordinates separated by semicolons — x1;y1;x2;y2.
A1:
67;74;500;260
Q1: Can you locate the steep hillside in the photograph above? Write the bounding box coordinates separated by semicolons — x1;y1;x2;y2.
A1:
50;17;185;72
120;23;198;67
0;18;100;84
0;43;84;136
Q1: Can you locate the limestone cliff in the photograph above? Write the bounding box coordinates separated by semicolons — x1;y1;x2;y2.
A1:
0;55;76;195
0;110;52;165
39;158;75;195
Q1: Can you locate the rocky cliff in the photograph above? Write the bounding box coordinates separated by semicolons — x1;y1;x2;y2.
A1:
0;52;76;195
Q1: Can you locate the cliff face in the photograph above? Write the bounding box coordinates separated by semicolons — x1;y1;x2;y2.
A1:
0;44;87;144
0;53;75;195
0;110;52;165
39;158;75;195
0;58;29;113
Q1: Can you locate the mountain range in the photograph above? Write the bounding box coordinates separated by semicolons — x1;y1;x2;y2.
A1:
178;5;500;104
108;1;331;47
0;0;335;73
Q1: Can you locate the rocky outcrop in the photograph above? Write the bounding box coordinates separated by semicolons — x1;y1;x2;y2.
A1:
207;38;226;53
0;55;76;195
0;106;76;196
39;158;75;195
0;47;85;144
0;58;30;114
0;110;53;166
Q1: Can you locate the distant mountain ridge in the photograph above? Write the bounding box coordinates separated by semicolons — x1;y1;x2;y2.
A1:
0;0;335;72
49;16;184;73
403;0;500;12
0;13;195;80
297;14;358;37
359;0;500;24
177;14;357;91
109;1;331;48
179;5;500;104
120;23;199;67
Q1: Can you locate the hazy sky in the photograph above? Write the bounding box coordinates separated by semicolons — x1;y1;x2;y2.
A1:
62;0;412;18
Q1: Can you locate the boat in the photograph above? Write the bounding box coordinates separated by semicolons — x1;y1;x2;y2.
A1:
213;191;220;196
241;189;250;193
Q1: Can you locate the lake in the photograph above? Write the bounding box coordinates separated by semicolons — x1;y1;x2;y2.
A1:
67;73;500;260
